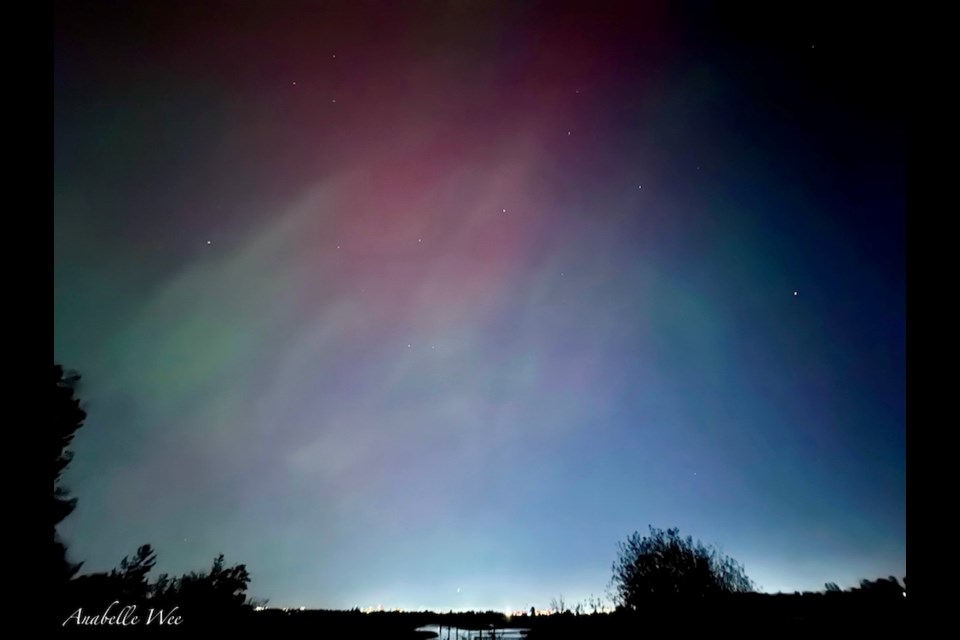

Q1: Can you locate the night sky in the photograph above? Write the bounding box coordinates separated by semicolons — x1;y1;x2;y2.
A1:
54;1;905;611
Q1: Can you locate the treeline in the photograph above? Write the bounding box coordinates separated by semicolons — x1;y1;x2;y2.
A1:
54;364;257;629
184;593;908;637
825;575;905;595
58;545;257;629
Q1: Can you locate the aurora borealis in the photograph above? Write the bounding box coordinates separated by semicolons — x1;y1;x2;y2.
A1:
54;1;905;610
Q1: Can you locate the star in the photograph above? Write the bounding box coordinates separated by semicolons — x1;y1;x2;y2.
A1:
337;245;341;249
638;185;642;189
567;131;571;135
206;240;212;245
292;81;297;86
793;291;798;296
332;99;337;103
502;208;507;213
407;344;411;348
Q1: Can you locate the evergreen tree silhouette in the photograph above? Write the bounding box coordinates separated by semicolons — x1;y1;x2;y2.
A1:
54;363;87;582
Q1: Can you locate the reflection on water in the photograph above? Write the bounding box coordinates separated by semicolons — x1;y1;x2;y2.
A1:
415;624;529;639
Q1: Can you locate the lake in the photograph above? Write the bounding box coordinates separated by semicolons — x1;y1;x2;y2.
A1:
415;623;530;639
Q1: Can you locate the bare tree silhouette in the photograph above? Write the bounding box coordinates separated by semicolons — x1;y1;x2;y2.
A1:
611;526;754;608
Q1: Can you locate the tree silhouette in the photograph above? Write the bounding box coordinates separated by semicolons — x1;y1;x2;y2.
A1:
53;363;87;582
150;553;254;624
180;553;253;609
110;544;158;602
856;576;904;597
587;594;605;614
611;526;754;608
549;594;566;614
52;362;261;629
